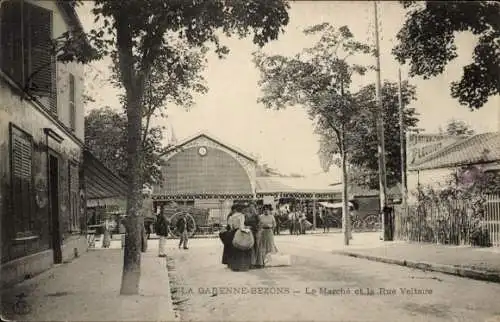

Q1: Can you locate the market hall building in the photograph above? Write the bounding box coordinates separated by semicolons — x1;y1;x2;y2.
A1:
152;132;341;225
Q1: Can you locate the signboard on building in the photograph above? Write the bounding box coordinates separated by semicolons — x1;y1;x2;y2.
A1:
406;133;461;169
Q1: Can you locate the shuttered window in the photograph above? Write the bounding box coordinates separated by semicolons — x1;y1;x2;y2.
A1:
0;1;57;115
68;162;80;232
10;125;34;235
69;73;76;131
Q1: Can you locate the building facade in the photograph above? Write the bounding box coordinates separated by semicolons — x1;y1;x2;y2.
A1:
153;132;340;228
407;132;500;201
0;0;88;287
153;132;257;222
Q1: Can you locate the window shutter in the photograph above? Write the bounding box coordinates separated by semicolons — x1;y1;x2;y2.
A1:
11;127;33;233
23;3;56;114
68;162;80;231
1;1;23;84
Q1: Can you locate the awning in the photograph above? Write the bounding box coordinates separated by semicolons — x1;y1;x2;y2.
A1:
319;201;353;209
83;149;128;201
255;177;341;197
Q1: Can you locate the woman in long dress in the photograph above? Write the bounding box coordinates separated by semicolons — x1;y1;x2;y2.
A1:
227;204;253;272
256;205;278;267
244;203;260;268
220;206;236;266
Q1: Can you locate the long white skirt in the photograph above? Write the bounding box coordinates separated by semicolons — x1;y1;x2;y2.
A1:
158;236;167;256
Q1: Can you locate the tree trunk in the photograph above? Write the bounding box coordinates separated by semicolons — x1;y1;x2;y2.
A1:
341;134;350;246
120;87;145;295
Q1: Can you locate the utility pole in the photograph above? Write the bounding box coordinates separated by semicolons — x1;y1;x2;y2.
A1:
398;68;407;241
373;1;389;239
398;68;407;211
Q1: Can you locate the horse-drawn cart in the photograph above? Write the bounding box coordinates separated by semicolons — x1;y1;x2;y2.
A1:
161;206;210;238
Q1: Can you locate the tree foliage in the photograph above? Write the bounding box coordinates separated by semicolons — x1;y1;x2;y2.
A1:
111;34;209;118
409;165;500;246
346;81;420;189
63;0;290;295
254;23;372;244
393;1;500;110
85;107;168;186
445;119;475;136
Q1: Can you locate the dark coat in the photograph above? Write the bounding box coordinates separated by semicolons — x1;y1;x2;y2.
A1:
156;214;169;236
176;216;192;233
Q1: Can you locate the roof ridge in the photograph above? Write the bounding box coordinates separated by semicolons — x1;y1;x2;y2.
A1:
411;132;500;170
165;131;257;162
410;134;473;167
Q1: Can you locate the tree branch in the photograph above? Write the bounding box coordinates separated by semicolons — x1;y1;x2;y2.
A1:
141;83;154;146
323;114;343;155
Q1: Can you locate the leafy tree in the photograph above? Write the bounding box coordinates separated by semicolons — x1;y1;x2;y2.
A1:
393;1;500;110
445;119;475;136
110;35;209;144
346;81;420;190
85;107;168;186
62;0;290;295
254;23;372;245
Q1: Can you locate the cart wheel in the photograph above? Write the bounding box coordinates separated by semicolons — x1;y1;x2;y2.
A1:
330;218;342;228
352;219;365;232
364;215;381;231
169;212;197;238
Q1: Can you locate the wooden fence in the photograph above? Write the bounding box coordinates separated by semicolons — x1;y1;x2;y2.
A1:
395;194;500;247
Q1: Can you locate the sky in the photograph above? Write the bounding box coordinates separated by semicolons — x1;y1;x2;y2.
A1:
77;1;499;179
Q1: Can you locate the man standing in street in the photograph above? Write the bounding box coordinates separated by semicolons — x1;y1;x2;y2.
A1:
274;208;281;235
156;210;170;257
177;213;189;249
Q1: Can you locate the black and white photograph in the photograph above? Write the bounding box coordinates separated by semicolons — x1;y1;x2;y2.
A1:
1;1;500;321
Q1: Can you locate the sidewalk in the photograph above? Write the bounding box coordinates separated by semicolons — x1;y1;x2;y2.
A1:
0;248;177;321
333;241;500;283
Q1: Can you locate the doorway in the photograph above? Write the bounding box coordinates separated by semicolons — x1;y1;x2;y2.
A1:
49;153;62;264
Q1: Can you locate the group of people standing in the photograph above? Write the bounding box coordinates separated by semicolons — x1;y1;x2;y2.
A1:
155;211;191;257
220;203;278;272
273;206;311;235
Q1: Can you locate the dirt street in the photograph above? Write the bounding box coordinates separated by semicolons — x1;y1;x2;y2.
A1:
166;235;500;322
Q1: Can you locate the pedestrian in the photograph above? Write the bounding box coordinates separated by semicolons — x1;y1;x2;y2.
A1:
145;221;152;240
298;210;306;234
255;204;278;268
273;209;281;235
220;206;236;266
102;215;111;248
289;208;300;236
288;209;295;235
177;213;189;249
324;209;331;233
226;203;252;271
156;211;170;257
244;202;260;268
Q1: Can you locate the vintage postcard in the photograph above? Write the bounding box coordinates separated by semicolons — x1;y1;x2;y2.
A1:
1;1;499;321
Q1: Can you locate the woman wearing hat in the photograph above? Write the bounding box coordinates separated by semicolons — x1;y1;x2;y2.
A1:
225;203;253;271
255;204;278;267
220;205;236;266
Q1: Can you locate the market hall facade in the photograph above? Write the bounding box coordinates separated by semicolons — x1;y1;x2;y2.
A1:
152;132;341;225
